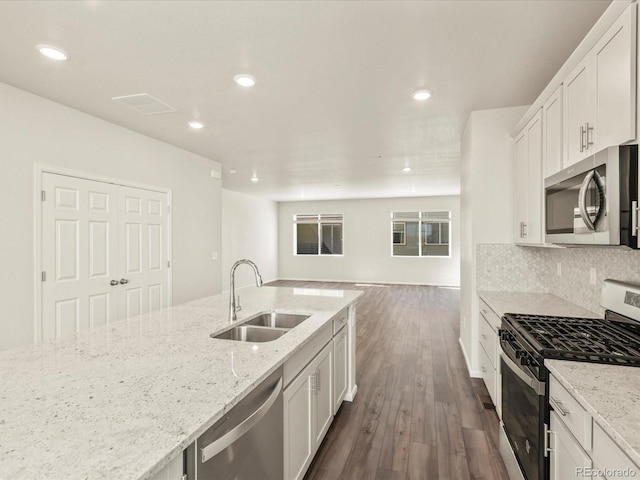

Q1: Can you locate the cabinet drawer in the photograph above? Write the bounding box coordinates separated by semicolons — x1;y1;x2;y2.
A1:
479;315;497;369
479;345;497;406
332;309;348;335
479;299;501;330
549;375;592;450
592;422;639;478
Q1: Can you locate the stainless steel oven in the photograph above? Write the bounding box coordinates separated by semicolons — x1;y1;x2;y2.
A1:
544;145;638;247
500;331;548;480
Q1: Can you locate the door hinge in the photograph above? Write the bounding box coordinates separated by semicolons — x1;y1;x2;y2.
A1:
41;190;46;201
167;260;171;268
41;271;47;282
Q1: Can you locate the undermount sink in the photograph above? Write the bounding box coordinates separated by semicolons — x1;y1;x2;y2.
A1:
244;312;311;329
211;311;311;343
211;325;288;343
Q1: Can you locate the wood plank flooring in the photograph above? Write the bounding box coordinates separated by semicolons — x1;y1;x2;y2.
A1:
267;280;509;480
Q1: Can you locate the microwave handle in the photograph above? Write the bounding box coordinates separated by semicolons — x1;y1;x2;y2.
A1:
578;170;597;231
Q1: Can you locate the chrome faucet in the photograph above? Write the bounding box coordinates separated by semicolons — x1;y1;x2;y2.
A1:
229;259;263;322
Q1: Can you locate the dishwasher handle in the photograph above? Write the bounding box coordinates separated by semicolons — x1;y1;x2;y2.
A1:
200;377;283;463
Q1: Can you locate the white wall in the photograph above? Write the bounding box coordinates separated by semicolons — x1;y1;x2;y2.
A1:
221;189;278;292
278;196;460;286
0;82;222;352
459;106;528;375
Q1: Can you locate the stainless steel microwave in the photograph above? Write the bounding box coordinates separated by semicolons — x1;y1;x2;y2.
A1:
544;145;638;247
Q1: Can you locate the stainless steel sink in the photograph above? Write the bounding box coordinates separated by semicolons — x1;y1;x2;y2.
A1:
211;325;288;343
243;312;311;329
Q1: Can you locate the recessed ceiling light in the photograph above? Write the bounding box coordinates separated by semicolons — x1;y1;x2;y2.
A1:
188;121;204;129
37;44;68;61
412;89;432;101
234;74;256;87
251;176;259;183
402;167;412;173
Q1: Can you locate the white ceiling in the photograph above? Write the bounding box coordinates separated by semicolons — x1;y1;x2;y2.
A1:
0;0;610;201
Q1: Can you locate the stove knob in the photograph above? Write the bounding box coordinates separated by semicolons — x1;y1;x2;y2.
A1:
520;355;531;366
515;349;524;359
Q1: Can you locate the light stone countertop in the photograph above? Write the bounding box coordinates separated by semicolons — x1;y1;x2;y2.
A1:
546;360;640;467
477;290;600;318
0;285;361;480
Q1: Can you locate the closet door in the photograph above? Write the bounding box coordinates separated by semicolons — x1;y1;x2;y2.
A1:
117;185;169;319
41;173;119;340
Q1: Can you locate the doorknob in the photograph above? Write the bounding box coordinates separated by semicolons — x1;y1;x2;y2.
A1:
119;278;129;285
110;280;119;286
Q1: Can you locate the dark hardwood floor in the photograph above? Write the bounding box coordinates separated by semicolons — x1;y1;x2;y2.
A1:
267;280;509;480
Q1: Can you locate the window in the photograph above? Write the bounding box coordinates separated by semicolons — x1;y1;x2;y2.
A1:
294;214;343;255
391;211;450;257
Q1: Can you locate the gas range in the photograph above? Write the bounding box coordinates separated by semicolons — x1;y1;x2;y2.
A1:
499;280;640;480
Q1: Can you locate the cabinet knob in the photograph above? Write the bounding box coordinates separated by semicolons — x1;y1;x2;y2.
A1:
119;278;129;285
110;280;119;286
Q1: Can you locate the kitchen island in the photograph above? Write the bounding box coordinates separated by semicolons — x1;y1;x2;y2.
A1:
0;285;361;480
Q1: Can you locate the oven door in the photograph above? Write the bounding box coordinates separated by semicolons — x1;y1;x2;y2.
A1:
501;351;547;480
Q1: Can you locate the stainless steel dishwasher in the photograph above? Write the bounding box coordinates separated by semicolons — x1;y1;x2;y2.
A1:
185;367;283;479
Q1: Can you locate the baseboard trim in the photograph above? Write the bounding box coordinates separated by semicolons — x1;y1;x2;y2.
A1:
344;384;358;402
459;337;482;378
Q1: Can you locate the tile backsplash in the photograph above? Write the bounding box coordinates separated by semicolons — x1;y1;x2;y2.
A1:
477;244;640;315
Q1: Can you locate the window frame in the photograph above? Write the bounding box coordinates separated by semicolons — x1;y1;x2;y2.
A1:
392;221;407;246
293;213;344;256
390;211;451;257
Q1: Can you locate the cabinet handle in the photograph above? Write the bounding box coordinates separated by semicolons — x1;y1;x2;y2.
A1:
481;334;488;340
580;125;585;152
585;122;594;150
523;223;528;237
519;221;524;238
544;423;555;456
316;368;321;392
632;201;638;237
481;366;486;373
549;396;570;416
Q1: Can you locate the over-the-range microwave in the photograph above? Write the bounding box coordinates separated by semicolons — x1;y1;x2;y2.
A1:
544;145;639;248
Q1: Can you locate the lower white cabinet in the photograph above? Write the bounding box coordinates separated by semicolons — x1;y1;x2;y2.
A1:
333;325;348;414
283;341;333;480
149;452;183;480
478;298;501;417
549;410;592;480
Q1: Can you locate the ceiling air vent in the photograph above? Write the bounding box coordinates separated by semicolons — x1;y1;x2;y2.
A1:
112;93;177;115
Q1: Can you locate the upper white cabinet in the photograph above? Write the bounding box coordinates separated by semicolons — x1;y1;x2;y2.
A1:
543;86;563;177
514;110;543;244
563;3;636;167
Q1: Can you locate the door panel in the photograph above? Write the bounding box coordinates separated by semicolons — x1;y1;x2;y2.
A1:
42;173;169;341
42;173;119;340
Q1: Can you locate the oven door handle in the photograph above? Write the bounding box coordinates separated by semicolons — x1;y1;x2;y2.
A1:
500;352;546;396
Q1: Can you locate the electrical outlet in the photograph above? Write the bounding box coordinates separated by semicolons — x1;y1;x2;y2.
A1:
556;262;562;277
590;267;597;285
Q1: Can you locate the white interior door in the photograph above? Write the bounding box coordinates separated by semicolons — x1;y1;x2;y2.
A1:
42;173;119;340
117;185;168;319
41;172;170;341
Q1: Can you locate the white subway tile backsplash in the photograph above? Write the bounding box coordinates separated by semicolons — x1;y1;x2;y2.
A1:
477;244;640;316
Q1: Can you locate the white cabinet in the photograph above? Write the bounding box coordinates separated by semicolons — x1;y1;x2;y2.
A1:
478;299;501;417
549;410;592;480
514;109;543;244
333;325;348;414
564;3;636;167
284;341;333;480
593;422;640;478
149;452;183;480
543;86;563;177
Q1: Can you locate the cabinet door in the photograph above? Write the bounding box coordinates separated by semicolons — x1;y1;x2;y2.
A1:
333;327;348;414
564;58;595;167
313;343;333;448
514;130;529;243
526;111;543;244
594;3;636;150
283;365;314;480
592;422;640;477
549;411;592;480
543;86;563;178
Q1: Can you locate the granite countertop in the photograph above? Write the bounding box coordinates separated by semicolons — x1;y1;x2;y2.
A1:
0;285;361;480
477;290;600;318
546;360;640;466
